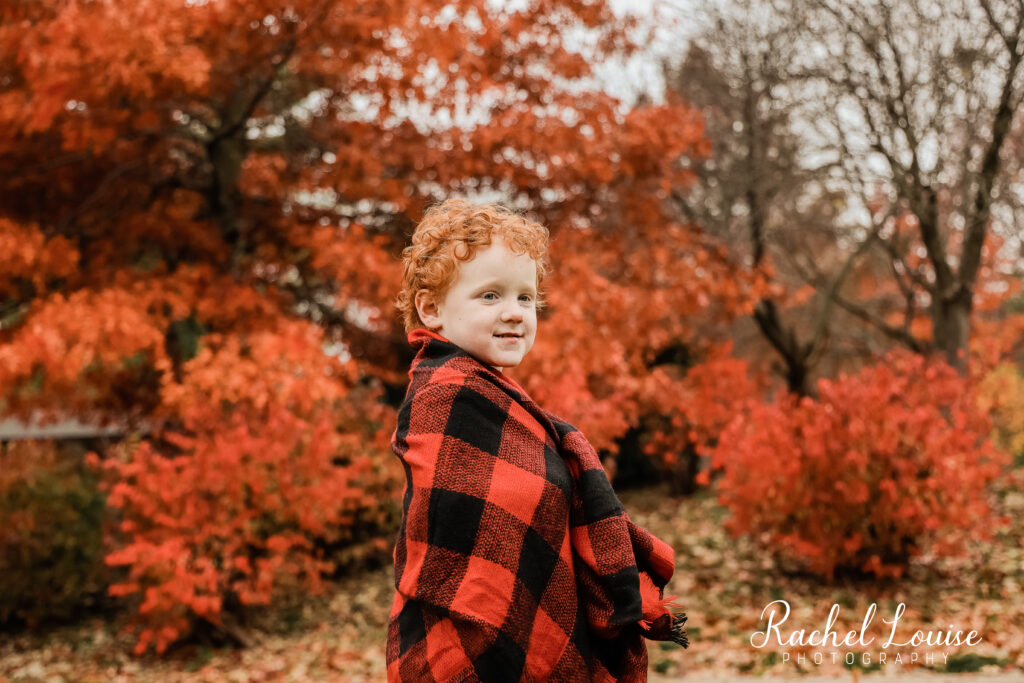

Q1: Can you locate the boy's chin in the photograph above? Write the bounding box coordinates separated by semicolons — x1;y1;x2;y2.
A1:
489;350;529;369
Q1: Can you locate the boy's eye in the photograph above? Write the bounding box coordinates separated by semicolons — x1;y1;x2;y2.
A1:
519;294;534;302
482;292;498;300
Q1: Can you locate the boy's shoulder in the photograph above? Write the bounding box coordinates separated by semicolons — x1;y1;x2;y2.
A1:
403;349;486;404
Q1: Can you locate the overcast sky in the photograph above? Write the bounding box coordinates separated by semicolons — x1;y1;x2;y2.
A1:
595;0;697;106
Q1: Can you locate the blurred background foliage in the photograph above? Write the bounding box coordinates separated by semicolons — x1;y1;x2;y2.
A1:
1;0;1023;670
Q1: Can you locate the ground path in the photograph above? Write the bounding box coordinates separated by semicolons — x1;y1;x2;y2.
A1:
2;485;1021;681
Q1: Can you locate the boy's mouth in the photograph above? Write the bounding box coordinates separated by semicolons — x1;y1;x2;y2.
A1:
494;333;522;339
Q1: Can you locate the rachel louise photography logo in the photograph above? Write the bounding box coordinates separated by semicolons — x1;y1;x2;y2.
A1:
750;599;982;668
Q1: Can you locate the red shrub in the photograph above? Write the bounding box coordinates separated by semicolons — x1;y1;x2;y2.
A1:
707;351;1009;579
95;325;398;654
635;343;764;492
98;404;396;654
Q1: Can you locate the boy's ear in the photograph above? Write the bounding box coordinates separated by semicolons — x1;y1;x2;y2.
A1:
414;288;443;330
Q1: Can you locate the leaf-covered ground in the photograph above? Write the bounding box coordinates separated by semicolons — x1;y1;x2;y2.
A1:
2;476;1022;682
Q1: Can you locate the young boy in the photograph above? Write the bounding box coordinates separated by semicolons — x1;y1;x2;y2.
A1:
388;199;687;682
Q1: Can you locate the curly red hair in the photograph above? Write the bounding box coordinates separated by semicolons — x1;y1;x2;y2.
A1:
396;199;551;333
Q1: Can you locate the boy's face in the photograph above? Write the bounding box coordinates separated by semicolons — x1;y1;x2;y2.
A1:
415;237;538;372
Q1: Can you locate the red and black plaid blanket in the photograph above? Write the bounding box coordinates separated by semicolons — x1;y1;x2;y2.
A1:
386;329;688;682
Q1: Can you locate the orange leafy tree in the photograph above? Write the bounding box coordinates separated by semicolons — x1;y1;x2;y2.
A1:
978;362;1024;463
0;0;766;652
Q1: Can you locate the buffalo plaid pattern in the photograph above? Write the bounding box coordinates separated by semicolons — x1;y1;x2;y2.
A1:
387;329;688;682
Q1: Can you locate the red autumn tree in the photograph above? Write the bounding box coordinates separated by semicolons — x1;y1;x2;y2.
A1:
0;0;764;652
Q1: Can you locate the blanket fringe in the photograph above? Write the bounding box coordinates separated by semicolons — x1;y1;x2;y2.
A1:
670;611;689;649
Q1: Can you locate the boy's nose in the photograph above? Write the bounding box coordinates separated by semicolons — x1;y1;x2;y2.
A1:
501;303;523;321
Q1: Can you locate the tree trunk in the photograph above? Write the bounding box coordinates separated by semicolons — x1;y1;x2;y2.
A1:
930;288;971;373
